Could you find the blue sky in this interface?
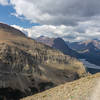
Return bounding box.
[0,4,39,28]
[0,0,100,41]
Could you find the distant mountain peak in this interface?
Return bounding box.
[39,35,46,38]
[54,37,64,41]
[54,37,66,43]
[36,36,79,57]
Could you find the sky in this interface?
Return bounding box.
[1,0,100,42]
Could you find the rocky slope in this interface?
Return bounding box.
[0,23,86,100]
[21,73,100,100]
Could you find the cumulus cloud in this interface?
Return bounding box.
[9,0,100,26]
[12,20,100,42]
[0,0,9,5]
[1,0,100,42]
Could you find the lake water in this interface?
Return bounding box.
[80,59,100,74]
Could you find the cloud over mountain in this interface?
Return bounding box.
[12,21,100,42]
[1,0,100,41]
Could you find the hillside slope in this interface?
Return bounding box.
[21,73,100,100]
[0,23,86,100]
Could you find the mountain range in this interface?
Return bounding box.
[36,36,79,57]
[36,36,100,75]
[36,36,100,67]
[0,23,86,100]
[68,39,100,66]
[1,23,100,100]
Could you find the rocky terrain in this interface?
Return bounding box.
[21,73,100,100]
[0,23,86,100]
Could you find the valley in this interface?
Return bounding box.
[80,59,100,74]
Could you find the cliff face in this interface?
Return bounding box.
[0,23,86,100]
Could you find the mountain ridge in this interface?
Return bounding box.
[36,36,79,57]
[0,23,26,37]
[0,23,86,100]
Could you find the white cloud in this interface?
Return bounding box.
[11,20,100,42]
[2,0,100,42]
[0,0,9,5]
[9,0,100,26]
